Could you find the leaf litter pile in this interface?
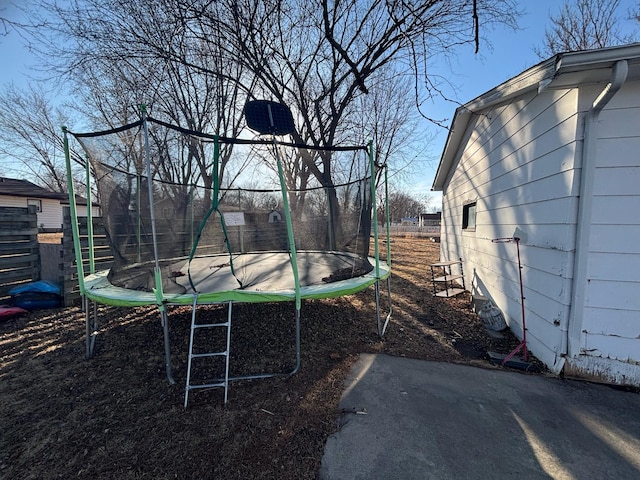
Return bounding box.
[0,237,545,479]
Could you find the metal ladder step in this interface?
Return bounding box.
[185,380,227,391]
[190,351,228,359]
[193,322,229,329]
[184,296,232,408]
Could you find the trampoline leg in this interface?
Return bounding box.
[85,297,98,359]
[85,297,91,359]
[161,309,176,385]
[376,277,393,338]
[223,301,233,404]
[292,307,301,375]
[384,276,393,334]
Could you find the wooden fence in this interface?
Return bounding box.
[0,205,113,306]
[0,206,40,303]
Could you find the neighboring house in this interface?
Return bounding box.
[0,177,100,231]
[432,44,640,386]
[419,212,441,227]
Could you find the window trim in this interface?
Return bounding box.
[27,198,42,213]
[462,201,477,231]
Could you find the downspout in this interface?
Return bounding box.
[561,60,629,364]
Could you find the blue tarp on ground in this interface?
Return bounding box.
[9,280,62,296]
[9,281,62,310]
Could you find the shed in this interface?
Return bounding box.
[419,212,441,227]
[432,43,640,387]
[0,177,100,231]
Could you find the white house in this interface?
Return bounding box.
[432,44,640,387]
[0,177,100,231]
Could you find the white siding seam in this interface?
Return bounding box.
[449,159,578,199]
[462,91,571,167]
[456,96,577,182]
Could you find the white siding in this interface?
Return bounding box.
[74,204,102,218]
[0,195,27,208]
[440,64,640,386]
[0,194,98,230]
[0,194,66,230]
[441,88,581,372]
[577,80,640,369]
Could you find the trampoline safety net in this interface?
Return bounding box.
[67,115,379,299]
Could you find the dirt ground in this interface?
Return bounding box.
[0,237,545,479]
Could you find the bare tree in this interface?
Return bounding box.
[32,0,518,159]
[30,0,252,193]
[0,1,33,38]
[381,190,428,224]
[535,0,638,58]
[354,69,434,187]
[0,84,85,192]
[20,0,518,244]
[204,0,517,244]
[629,3,640,23]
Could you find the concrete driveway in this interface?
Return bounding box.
[320,354,640,480]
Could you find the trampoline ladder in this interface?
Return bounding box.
[184,298,232,408]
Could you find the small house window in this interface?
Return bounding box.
[27,198,42,212]
[462,202,476,231]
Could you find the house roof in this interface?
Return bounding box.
[0,176,91,205]
[432,43,640,191]
[0,177,67,200]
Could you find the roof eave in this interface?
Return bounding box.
[431,58,557,191]
[431,43,640,192]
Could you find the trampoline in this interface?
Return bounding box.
[63,101,392,405]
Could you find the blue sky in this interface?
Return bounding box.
[0,1,564,94]
[1,0,638,207]
[1,2,35,86]
[408,2,557,203]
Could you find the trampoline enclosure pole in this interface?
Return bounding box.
[85,154,95,274]
[63,126,93,357]
[141,105,174,383]
[62,126,86,296]
[141,105,161,274]
[273,140,301,311]
[368,141,380,278]
[384,165,391,268]
[136,175,141,263]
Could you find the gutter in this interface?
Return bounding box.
[555,43,640,72]
[561,60,629,363]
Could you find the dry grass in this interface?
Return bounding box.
[0,237,543,479]
[37,233,63,244]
